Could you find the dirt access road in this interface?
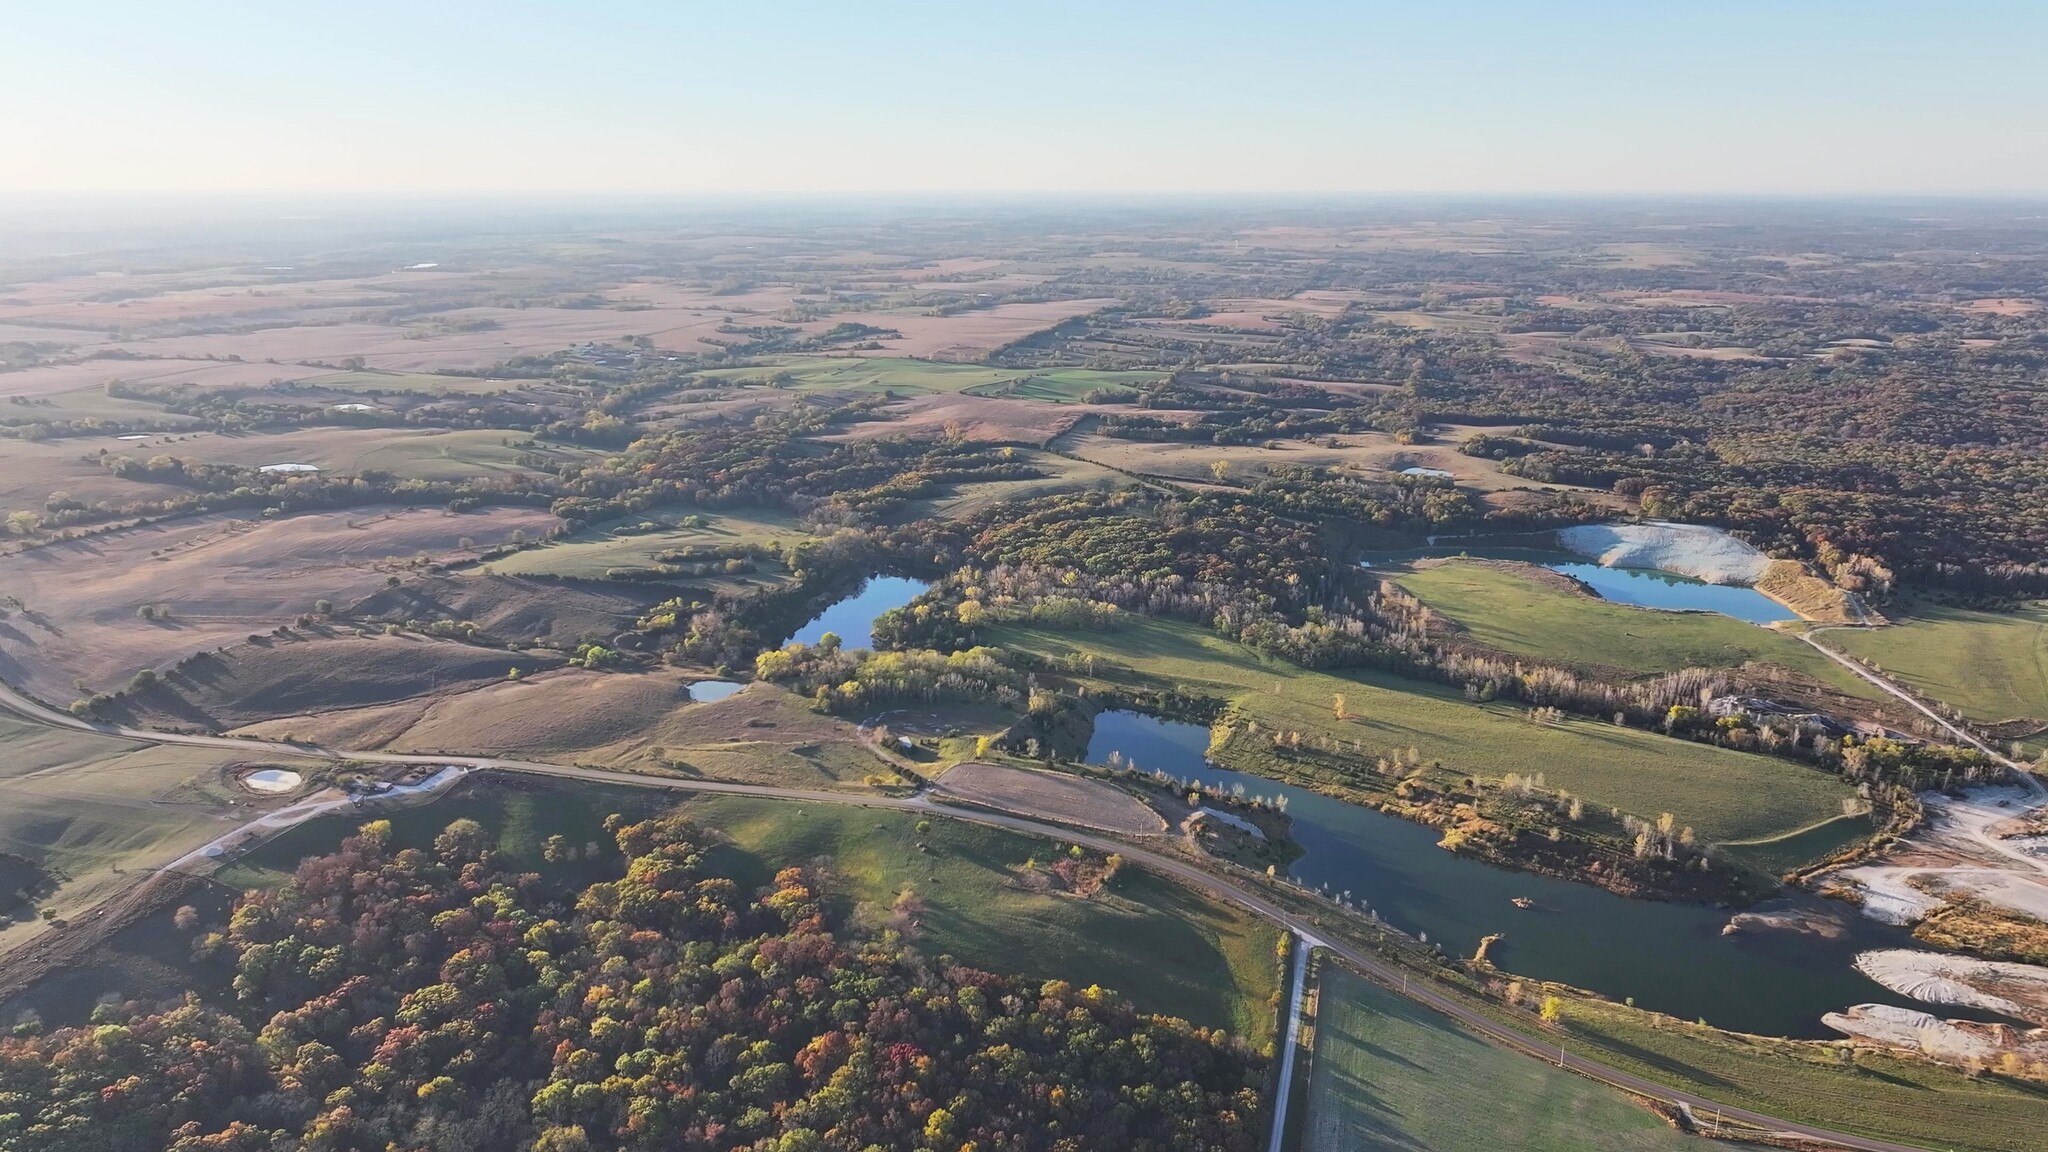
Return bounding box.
[0,673,1955,1152]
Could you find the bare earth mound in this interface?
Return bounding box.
[935,763,1166,836]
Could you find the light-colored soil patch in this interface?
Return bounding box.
[1833,785,2048,925]
[0,505,558,703]
[1559,521,1772,585]
[934,762,1165,836]
[1961,298,2041,316]
[1755,560,1865,624]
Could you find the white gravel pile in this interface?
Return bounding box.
[1822,1004,2028,1061]
[1854,948,2048,1024]
[1557,522,1771,585]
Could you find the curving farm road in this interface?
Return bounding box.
[0,673,1949,1152]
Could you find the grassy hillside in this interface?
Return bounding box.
[0,715,251,954]
[1391,560,1880,698]
[990,616,1857,845]
[1301,962,1699,1152]
[219,781,1282,1049]
[682,794,1283,1048]
[1828,600,2048,745]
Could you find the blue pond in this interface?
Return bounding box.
[1085,709,1940,1038]
[685,680,746,703]
[1549,562,1795,625]
[787,576,929,651]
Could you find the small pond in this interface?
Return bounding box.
[1086,709,1960,1038]
[686,680,746,703]
[243,768,303,793]
[1398,466,1454,478]
[786,575,929,651]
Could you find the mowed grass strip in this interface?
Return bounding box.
[1302,963,1699,1152]
[1828,599,2048,737]
[1390,560,1880,697]
[681,794,1283,1048]
[990,616,1857,845]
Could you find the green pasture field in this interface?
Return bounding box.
[1826,600,2048,746]
[989,616,1858,846]
[478,507,807,581]
[896,449,1135,520]
[1716,813,1875,877]
[343,429,602,482]
[0,715,249,954]
[1390,560,1882,698]
[1300,962,1700,1152]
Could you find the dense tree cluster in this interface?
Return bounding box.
[0,816,1263,1152]
[551,404,1042,525]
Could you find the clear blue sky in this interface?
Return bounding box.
[5,1,2044,196]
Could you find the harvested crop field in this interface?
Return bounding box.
[826,394,1092,446]
[934,762,1166,835]
[0,357,336,399]
[0,505,559,704]
[231,667,690,758]
[349,573,667,647]
[119,634,564,731]
[840,299,1116,360]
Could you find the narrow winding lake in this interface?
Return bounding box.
[1087,710,1944,1038]
[786,576,928,650]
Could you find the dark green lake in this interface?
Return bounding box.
[1087,709,1945,1038]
